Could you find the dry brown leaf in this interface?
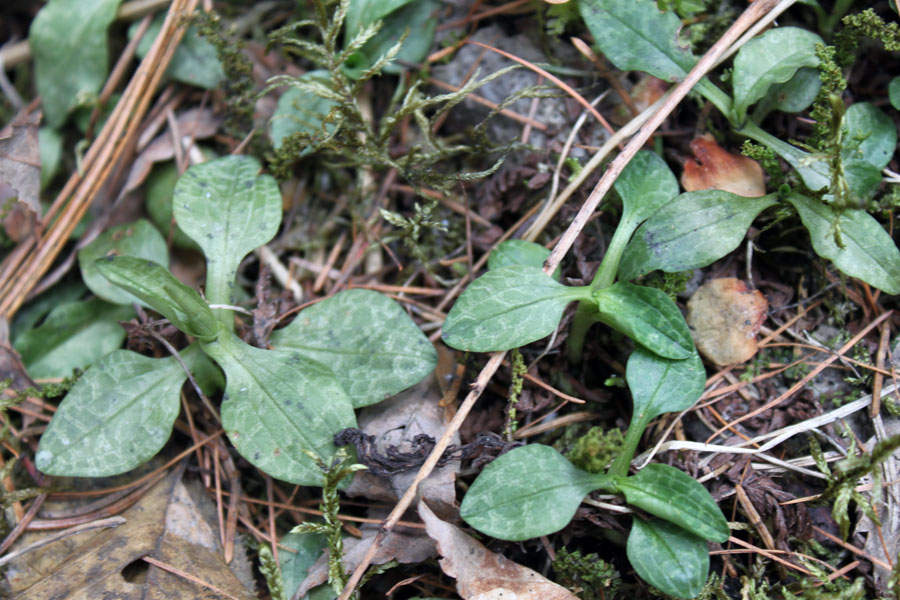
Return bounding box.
[343,374,460,517]
[612,75,668,125]
[123,108,221,193]
[687,277,768,366]
[681,133,766,197]
[0,111,41,242]
[5,469,254,599]
[419,500,578,600]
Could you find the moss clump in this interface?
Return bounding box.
[566,426,624,474]
[552,547,621,600]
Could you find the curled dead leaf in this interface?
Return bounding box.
[687,278,768,366]
[613,75,668,125]
[419,500,578,600]
[682,133,766,197]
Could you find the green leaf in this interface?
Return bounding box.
[786,193,900,295]
[29,0,122,128]
[131,13,224,89]
[488,240,560,280]
[615,464,728,542]
[615,150,680,225]
[78,219,169,306]
[270,289,437,408]
[146,161,200,250]
[750,67,821,122]
[10,280,86,343]
[841,102,896,200]
[627,345,706,425]
[173,156,281,311]
[732,27,822,123]
[345,0,439,77]
[591,283,693,359]
[95,256,219,341]
[268,71,339,150]
[619,191,778,281]
[579,0,696,81]
[202,329,357,486]
[280,532,336,600]
[890,77,900,111]
[39,127,63,190]
[627,518,709,600]
[14,299,133,379]
[460,445,608,541]
[35,349,187,476]
[345,0,418,39]
[442,266,588,352]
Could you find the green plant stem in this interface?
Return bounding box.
[695,78,736,123]
[567,302,598,363]
[608,412,652,478]
[737,120,830,189]
[205,265,234,331]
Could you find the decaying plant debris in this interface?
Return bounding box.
[1,0,900,598]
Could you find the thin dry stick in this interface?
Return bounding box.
[0,516,125,568]
[338,2,782,596]
[142,556,244,600]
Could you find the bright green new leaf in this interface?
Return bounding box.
[280,532,336,600]
[750,67,821,123]
[29,0,122,128]
[173,156,281,311]
[270,289,437,408]
[627,345,706,425]
[579,0,696,81]
[890,77,900,111]
[460,444,609,541]
[345,0,418,40]
[95,256,219,341]
[615,150,679,226]
[732,27,822,123]
[615,464,728,542]
[78,219,169,306]
[488,240,560,280]
[840,102,896,201]
[619,191,777,281]
[14,298,133,379]
[442,265,589,352]
[131,13,224,89]
[344,0,439,77]
[269,71,339,150]
[203,329,357,486]
[627,518,709,600]
[786,194,900,295]
[35,350,187,476]
[591,283,693,359]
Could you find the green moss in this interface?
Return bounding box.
[552,547,621,600]
[566,426,624,474]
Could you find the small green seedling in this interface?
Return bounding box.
[579,0,900,294]
[36,155,437,486]
[442,151,735,598]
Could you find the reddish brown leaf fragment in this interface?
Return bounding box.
[687,278,768,366]
[682,133,766,197]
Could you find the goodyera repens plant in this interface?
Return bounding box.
[440,5,900,596]
[35,155,437,487]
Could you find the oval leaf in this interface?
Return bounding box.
[203,330,357,486]
[627,518,709,600]
[488,239,560,280]
[270,289,437,407]
[732,27,822,122]
[268,71,339,151]
[787,193,900,295]
[442,265,586,352]
[619,191,777,281]
[460,444,608,541]
[750,67,821,122]
[627,345,706,425]
[616,464,728,542]
[579,0,695,81]
[615,150,679,225]
[29,0,121,128]
[841,102,897,200]
[78,219,169,305]
[173,156,281,308]
[36,350,186,476]
[591,282,693,359]
[132,13,224,89]
[96,256,219,341]
[14,298,134,379]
